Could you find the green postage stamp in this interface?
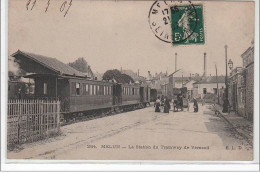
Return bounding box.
[170,4,205,45]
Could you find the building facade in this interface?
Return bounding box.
[193,76,226,100]
[241,43,254,121]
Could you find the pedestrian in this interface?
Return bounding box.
[193,98,199,112]
[160,95,165,112]
[177,95,183,111]
[164,97,170,113]
[173,99,177,112]
[154,96,161,112]
[187,99,190,112]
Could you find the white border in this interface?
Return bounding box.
[1,0,259,171]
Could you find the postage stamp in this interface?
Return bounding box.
[171,4,205,45]
[148,1,205,45]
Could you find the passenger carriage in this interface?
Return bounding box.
[11,50,151,121]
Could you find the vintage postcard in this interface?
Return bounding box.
[4,0,258,164]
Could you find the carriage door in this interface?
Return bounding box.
[113,84,122,105]
[140,87,144,102]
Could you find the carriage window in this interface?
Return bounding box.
[43,82,47,95]
[132,88,134,95]
[93,85,96,95]
[89,84,92,95]
[76,83,80,95]
[97,85,100,95]
[100,86,103,95]
[109,86,112,95]
[85,84,89,95]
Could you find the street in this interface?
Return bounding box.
[8,103,253,160]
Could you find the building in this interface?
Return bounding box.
[11,50,87,99]
[228,67,246,116]
[241,41,254,121]
[193,76,226,99]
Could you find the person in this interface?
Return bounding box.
[177,95,183,111]
[164,97,170,113]
[160,96,165,112]
[173,99,177,112]
[193,98,199,112]
[222,99,230,113]
[187,99,190,112]
[154,96,161,112]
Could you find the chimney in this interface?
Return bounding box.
[203,53,207,77]
[138,69,139,77]
[175,53,177,72]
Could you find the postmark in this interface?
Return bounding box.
[148,1,205,45]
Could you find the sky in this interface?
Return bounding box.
[8,0,255,77]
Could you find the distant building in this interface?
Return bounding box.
[193,76,226,99]
[94,72,103,81]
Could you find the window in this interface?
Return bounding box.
[93,85,96,95]
[97,85,100,95]
[132,88,134,95]
[85,84,89,95]
[101,85,104,95]
[110,86,112,95]
[90,84,92,95]
[44,82,47,95]
[76,83,80,95]
[203,88,207,94]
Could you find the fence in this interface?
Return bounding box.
[7,99,60,148]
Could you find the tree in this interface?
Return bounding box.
[102,69,134,84]
[68,57,89,73]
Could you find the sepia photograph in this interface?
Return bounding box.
[2,0,258,166]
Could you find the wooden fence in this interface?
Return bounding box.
[7,99,60,148]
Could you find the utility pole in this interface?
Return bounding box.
[223,45,229,113]
[215,64,219,104]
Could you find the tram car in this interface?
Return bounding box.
[24,73,151,121]
[11,50,151,122]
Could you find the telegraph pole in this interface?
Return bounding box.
[223,45,229,113]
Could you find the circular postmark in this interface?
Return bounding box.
[148,1,199,44]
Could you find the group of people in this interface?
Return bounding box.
[154,96,171,113]
[154,95,199,113]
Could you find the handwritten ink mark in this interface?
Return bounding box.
[64,0,72,17]
[60,1,67,12]
[45,0,50,12]
[26,0,37,11]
